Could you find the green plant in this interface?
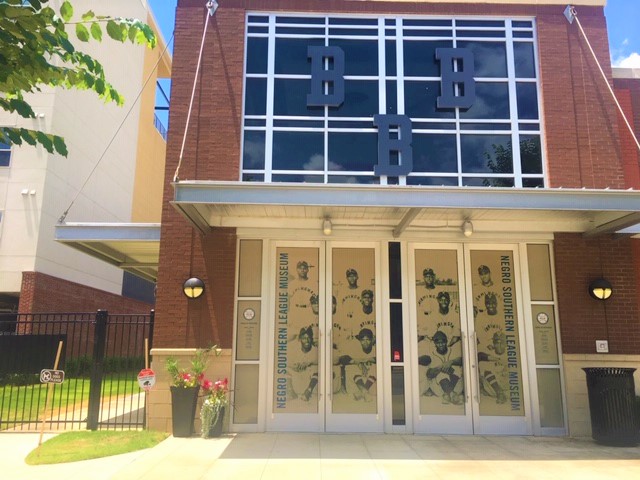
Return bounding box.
[166,346,219,388]
[0,373,39,386]
[63,355,145,377]
[0,0,156,156]
[200,378,229,438]
[64,356,92,376]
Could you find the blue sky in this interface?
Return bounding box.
[604,0,640,67]
[148,0,177,52]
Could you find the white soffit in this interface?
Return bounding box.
[171,181,640,238]
[55,223,161,282]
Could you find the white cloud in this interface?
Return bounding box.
[612,52,640,68]
[623,38,629,46]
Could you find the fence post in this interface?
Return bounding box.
[87,310,108,430]
[143,309,155,430]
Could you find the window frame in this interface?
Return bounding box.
[0,141,11,168]
[241,13,545,188]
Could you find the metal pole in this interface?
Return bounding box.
[87,310,108,430]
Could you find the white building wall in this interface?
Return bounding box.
[0,0,154,296]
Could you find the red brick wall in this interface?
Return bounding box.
[152,1,243,349]
[538,10,625,188]
[613,79,640,189]
[613,77,640,318]
[613,88,640,188]
[554,234,640,354]
[18,272,152,314]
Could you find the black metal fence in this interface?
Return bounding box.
[0,310,154,432]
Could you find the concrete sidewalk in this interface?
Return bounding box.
[3,432,640,480]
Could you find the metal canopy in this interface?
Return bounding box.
[55,183,640,281]
[55,223,161,282]
[172,181,640,237]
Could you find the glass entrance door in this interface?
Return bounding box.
[326,245,382,432]
[268,243,382,432]
[410,244,531,435]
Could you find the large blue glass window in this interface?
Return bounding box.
[242,14,544,187]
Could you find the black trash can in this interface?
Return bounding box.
[583,367,639,446]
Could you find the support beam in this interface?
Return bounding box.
[583,212,640,237]
[393,208,422,238]
[171,203,211,235]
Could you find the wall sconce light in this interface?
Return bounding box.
[462,220,473,237]
[323,218,332,236]
[183,277,205,299]
[588,278,612,300]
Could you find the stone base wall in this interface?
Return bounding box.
[148,350,640,436]
[563,354,640,437]
[148,348,233,435]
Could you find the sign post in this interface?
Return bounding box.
[38,341,64,447]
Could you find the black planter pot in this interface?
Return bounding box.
[207,406,225,437]
[170,386,200,437]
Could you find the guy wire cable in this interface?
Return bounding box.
[173,0,218,183]
[566,5,640,154]
[58,29,175,224]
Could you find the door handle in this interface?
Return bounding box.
[461,330,470,402]
[472,331,480,404]
[328,328,332,400]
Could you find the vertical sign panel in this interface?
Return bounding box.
[532,305,558,365]
[527,244,553,302]
[238,240,263,297]
[236,300,261,361]
[331,248,377,414]
[273,247,320,414]
[470,251,525,417]
[414,249,465,415]
[234,364,260,424]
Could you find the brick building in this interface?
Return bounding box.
[141,0,640,436]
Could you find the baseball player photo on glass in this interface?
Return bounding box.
[273,247,320,414]
[414,249,465,416]
[331,248,377,415]
[470,251,525,417]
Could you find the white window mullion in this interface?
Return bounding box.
[265,15,276,182]
[394,19,406,187]
[506,20,522,187]
[453,19,464,186]
[379,18,389,186]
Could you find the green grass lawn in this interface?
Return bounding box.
[1,375,140,429]
[25,430,169,465]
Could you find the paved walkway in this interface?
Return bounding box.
[3,432,640,479]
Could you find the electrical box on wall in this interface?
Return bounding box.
[596,340,609,353]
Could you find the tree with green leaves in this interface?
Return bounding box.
[484,136,542,187]
[0,0,156,156]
